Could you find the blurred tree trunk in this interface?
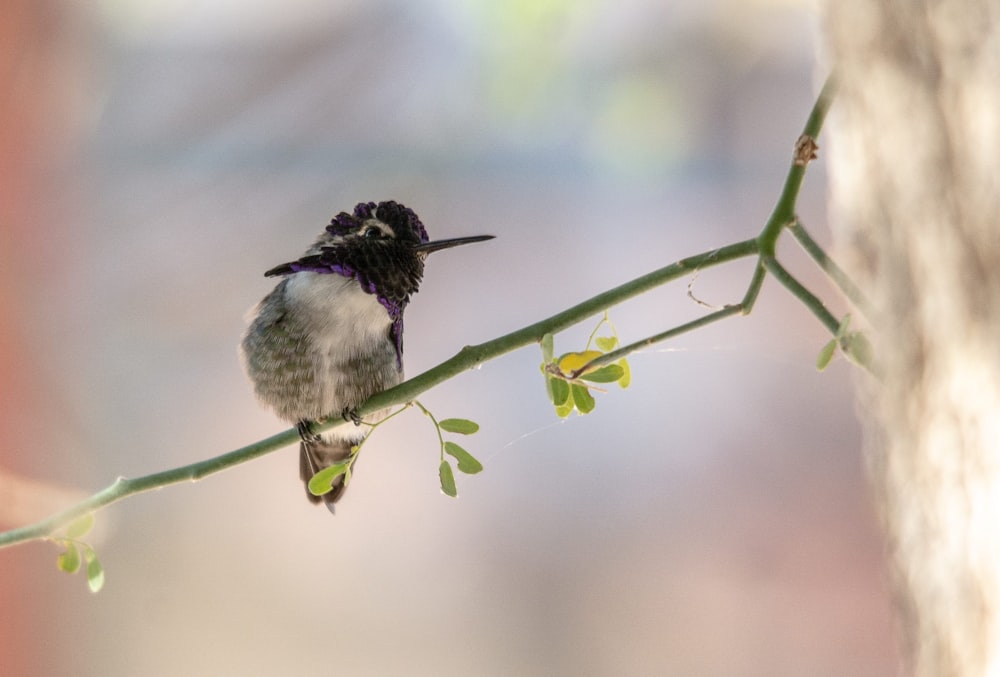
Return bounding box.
[825,1,1000,675]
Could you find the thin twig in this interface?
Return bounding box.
[568,305,744,377]
[762,257,840,335]
[788,218,874,320]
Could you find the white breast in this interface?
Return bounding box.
[283,271,393,421]
[284,271,390,344]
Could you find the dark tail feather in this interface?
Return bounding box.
[299,437,356,514]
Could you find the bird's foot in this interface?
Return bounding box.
[297,420,324,444]
[341,406,362,427]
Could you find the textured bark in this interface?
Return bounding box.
[825,1,1000,675]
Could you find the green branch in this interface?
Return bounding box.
[571,73,842,378]
[757,73,839,256]
[0,236,760,550]
[0,429,295,548]
[0,72,853,552]
[762,257,840,335]
[760,256,874,375]
[787,218,874,319]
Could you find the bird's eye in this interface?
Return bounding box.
[363,227,383,239]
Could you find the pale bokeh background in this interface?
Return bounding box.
[1,1,898,675]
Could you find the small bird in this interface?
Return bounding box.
[240,200,493,512]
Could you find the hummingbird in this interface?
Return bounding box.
[240,200,493,512]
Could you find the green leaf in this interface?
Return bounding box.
[307,462,349,496]
[616,359,631,388]
[547,376,570,407]
[57,542,80,574]
[844,332,873,368]
[554,379,575,417]
[65,513,95,540]
[571,384,596,414]
[439,460,457,497]
[540,333,555,363]
[579,364,625,383]
[816,339,837,371]
[595,335,618,351]
[84,549,105,593]
[836,314,852,337]
[439,418,480,435]
[444,441,484,474]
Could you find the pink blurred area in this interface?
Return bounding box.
[0,2,899,675]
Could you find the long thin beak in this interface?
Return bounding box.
[413,234,495,254]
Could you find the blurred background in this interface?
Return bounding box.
[1,1,899,675]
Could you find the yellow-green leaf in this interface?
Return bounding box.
[555,386,575,417]
[558,350,603,375]
[307,462,349,496]
[439,460,457,497]
[66,513,95,540]
[439,418,480,435]
[595,335,618,351]
[844,332,873,368]
[85,550,105,593]
[540,333,555,363]
[816,339,837,371]
[57,542,80,574]
[616,359,631,388]
[836,314,852,337]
